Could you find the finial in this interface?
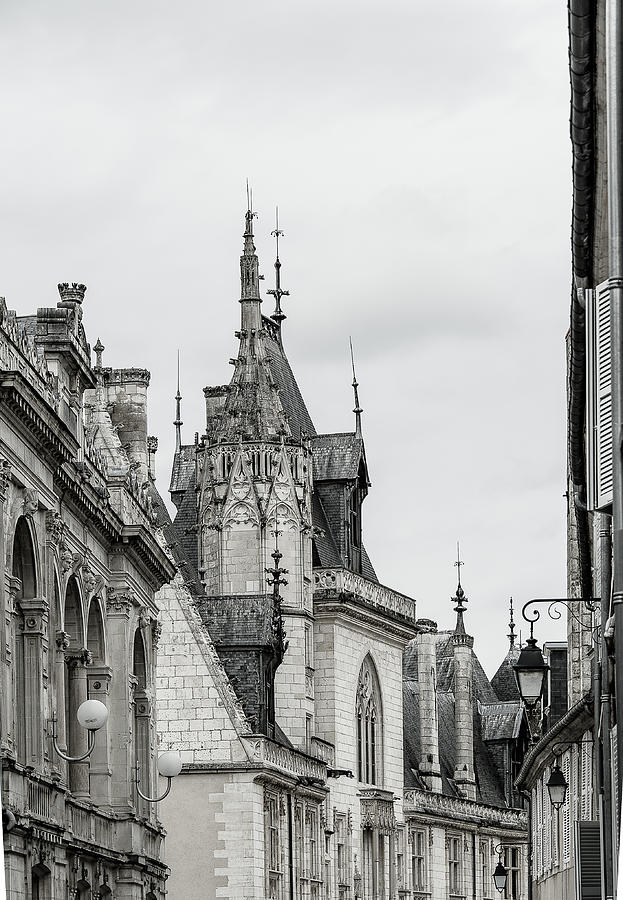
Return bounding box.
[174,351,183,453]
[267,206,290,326]
[93,338,104,368]
[508,596,516,649]
[452,543,468,634]
[57,282,87,306]
[349,337,363,438]
[243,181,258,255]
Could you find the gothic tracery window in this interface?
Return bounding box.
[356,656,382,785]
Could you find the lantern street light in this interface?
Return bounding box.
[492,845,508,894]
[51,699,109,761]
[513,598,599,707]
[135,750,183,803]
[546,764,568,809]
[513,635,549,707]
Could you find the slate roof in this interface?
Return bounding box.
[480,701,524,741]
[311,433,365,481]
[197,593,275,647]
[311,493,343,568]
[491,647,521,702]
[169,444,196,497]
[403,682,507,806]
[145,481,203,601]
[435,633,499,704]
[262,318,316,440]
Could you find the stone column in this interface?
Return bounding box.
[134,691,152,821]
[20,598,49,769]
[415,622,442,793]
[105,587,134,813]
[66,652,90,798]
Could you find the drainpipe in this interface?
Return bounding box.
[607,0,623,824]
[600,517,614,899]
[288,793,295,900]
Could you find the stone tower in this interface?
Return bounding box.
[451,578,476,800]
[193,208,315,741]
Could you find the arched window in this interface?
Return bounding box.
[86,599,105,665]
[356,656,383,785]
[12,517,37,763]
[63,577,89,796]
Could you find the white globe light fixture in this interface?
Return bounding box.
[136,750,183,803]
[51,700,109,762]
[76,699,109,731]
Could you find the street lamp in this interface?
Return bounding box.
[492,845,508,894]
[135,750,182,803]
[546,763,568,809]
[513,635,549,706]
[513,597,599,707]
[51,699,109,761]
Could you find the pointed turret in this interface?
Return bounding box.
[240,202,262,332]
[491,597,521,701]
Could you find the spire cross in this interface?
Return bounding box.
[267,205,290,324]
[454,542,464,586]
[349,337,363,438]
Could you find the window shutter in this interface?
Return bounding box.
[574,821,601,898]
[544,776,552,870]
[586,280,613,510]
[580,742,593,820]
[563,752,572,864]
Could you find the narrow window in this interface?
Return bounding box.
[355,656,383,786]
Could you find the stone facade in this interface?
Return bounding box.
[155,209,528,899]
[0,285,175,898]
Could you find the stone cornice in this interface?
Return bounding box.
[117,525,176,591]
[0,373,78,466]
[314,594,419,644]
[403,790,528,832]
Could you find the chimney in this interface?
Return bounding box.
[415,619,442,793]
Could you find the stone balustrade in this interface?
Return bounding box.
[244,735,327,783]
[313,568,417,624]
[403,790,529,830]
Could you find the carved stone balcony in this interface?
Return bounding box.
[403,789,529,830]
[313,568,417,625]
[244,735,327,784]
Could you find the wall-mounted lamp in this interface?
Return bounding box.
[135,751,182,803]
[513,598,599,706]
[51,699,109,762]
[492,845,508,894]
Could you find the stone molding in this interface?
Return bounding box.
[313,568,417,624]
[403,789,528,830]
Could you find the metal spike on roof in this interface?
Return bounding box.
[508,596,516,648]
[349,337,363,438]
[174,350,183,453]
[267,205,290,329]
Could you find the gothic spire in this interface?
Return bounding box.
[349,337,363,438]
[240,185,262,332]
[174,351,183,453]
[507,596,516,649]
[267,206,289,329]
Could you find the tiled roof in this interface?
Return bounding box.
[311,433,364,481]
[146,482,203,601]
[263,320,316,440]
[491,648,521,702]
[311,493,343,567]
[169,444,195,496]
[403,681,507,806]
[197,593,274,647]
[435,635,499,704]
[480,701,524,741]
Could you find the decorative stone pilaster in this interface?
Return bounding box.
[19,597,49,768]
[87,666,113,810]
[65,651,91,798]
[415,622,442,793]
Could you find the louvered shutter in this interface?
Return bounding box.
[574,821,601,898]
[580,742,593,820]
[586,280,613,510]
[544,775,552,871]
[563,752,572,864]
[552,788,560,867]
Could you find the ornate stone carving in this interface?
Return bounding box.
[45,511,65,545]
[23,488,39,517]
[81,565,97,595]
[66,649,93,668]
[106,588,136,614]
[55,631,71,650]
[151,620,163,647]
[0,458,12,499]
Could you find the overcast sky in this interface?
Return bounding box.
[0,0,571,676]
